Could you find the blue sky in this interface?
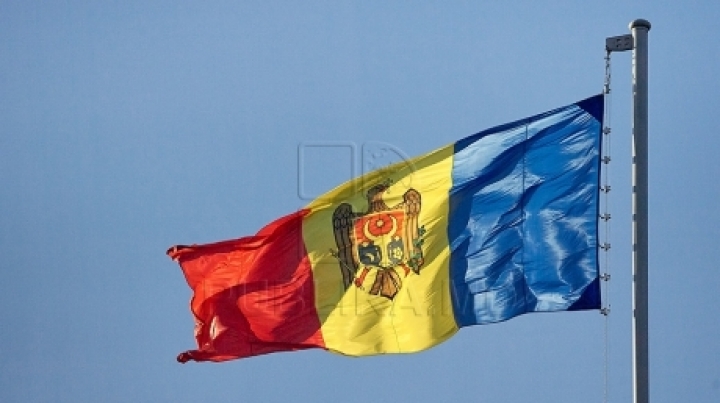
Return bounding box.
[2,1,719,402]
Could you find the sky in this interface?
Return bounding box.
[2,1,719,402]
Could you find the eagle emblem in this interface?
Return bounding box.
[331,182,425,300]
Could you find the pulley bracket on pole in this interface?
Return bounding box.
[606,34,634,52]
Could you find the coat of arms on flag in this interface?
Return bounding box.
[331,181,426,300]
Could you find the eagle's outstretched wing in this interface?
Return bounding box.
[399,189,423,273]
[332,203,359,288]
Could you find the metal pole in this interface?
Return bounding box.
[630,18,651,403]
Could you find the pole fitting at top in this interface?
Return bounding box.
[629,19,651,31]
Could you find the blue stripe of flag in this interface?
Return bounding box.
[448,95,604,327]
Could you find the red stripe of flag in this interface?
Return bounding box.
[167,210,325,362]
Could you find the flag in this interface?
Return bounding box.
[167,94,603,362]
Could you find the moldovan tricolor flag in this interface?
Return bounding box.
[167,94,603,363]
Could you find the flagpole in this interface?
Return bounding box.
[630,18,651,403]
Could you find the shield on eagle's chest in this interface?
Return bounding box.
[352,210,406,269]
